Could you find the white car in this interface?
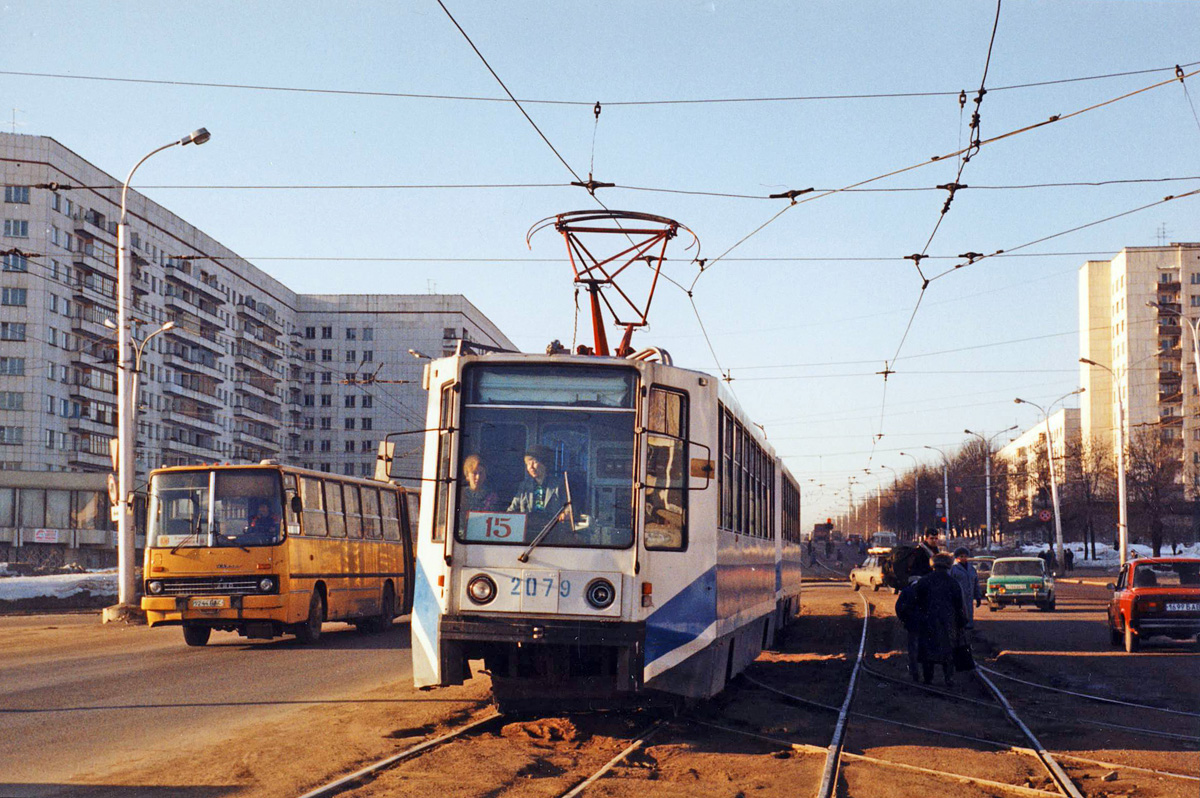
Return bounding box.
[850,555,885,591]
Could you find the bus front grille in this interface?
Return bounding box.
[158,577,261,596]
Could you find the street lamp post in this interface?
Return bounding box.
[899,451,920,539]
[964,425,1017,550]
[881,465,898,534]
[1080,357,1129,566]
[106,129,210,623]
[1015,389,1085,572]
[923,445,951,539]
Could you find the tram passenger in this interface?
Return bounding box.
[915,553,966,686]
[460,454,500,514]
[508,444,568,532]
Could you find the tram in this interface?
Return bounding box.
[411,348,803,710]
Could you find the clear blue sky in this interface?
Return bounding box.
[4,1,1199,527]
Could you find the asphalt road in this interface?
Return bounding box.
[0,615,414,795]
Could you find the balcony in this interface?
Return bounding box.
[70,379,115,404]
[72,210,116,243]
[233,403,283,426]
[1155,302,1183,317]
[71,308,114,341]
[236,300,284,333]
[68,447,112,470]
[163,380,222,408]
[167,411,223,436]
[165,294,222,325]
[164,323,222,353]
[1159,390,1183,404]
[164,349,224,380]
[164,262,226,303]
[233,376,278,401]
[69,414,116,436]
[1156,279,1182,291]
[71,351,117,377]
[72,278,118,311]
[162,436,221,459]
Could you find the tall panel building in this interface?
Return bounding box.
[1078,243,1200,497]
[0,132,513,564]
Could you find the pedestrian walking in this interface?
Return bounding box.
[915,553,966,686]
[949,547,981,630]
[894,580,921,682]
[1063,547,1074,572]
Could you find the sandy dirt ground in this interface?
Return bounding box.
[54,578,1200,798]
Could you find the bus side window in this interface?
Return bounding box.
[344,485,362,538]
[326,482,346,538]
[300,476,327,537]
[381,491,401,541]
[362,488,382,539]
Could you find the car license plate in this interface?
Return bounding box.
[1165,602,1200,612]
[190,597,229,609]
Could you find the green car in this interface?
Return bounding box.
[986,557,1056,612]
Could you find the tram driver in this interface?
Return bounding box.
[508,444,570,535]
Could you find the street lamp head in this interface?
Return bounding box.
[103,318,117,330]
[409,349,430,360]
[964,428,973,435]
[161,321,176,332]
[181,128,211,146]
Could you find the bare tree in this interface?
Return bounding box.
[1125,425,1182,556]
[1062,435,1115,561]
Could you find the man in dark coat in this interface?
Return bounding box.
[915,553,966,685]
[894,580,922,682]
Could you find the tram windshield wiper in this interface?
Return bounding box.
[517,474,575,564]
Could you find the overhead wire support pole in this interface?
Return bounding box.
[1080,357,1128,567]
[1015,389,1085,571]
[964,425,1018,548]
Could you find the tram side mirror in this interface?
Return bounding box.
[290,495,303,515]
[1105,583,1115,590]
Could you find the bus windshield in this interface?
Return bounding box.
[454,364,636,549]
[149,469,284,548]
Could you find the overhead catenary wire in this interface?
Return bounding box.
[2,59,1196,106]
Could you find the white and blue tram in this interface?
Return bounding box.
[412,349,803,710]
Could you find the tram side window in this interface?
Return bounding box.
[380,491,401,541]
[362,487,382,539]
[300,476,327,536]
[644,387,688,550]
[344,484,362,538]
[432,385,454,542]
[326,482,346,538]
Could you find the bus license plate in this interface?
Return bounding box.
[190,597,229,609]
[1166,602,1200,612]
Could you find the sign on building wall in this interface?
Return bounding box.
[32,529,60,543]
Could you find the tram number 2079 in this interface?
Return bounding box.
[510,576,571,598]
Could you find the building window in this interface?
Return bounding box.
[3,220,29,238]
[346,350,356,363]
[0,358,25,376]
[3,186,30,204]
[320,440,331,452]
[362,350,373,362]
[361,440,373,453]
[321,349,332,362]
[361,417,373,431]
[344,395,357,408]
[305,326,316,339]
[1,253,28,271]
[320,394,332,407]
[304,349,315,362]
[344,440,356,453]
[0,391,23,410]
[303,394,315,407]
[320,417,332,430]
[321,326,332,339]
[0,322,27,341]
[321,373,332,385]
[1191,295,1200,308]
[1,288,27,306]
[345,327,357,341]
[361,395,373,409]
[362,327,373,341]
[344,418,356,430]
[0,426,23,445]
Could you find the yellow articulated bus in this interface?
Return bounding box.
[140,461,413,646]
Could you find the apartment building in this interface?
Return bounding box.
[997,408,1080,521]
[0,132,514,565]
[1078,243,1200,497]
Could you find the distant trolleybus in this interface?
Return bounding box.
[141,462,413,646]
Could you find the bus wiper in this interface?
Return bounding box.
[518,475,574,564]
[171,518,203,555]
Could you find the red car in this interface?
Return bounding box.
[1107,557,1200,652]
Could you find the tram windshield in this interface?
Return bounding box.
[148,469,284,548]
[455,364,636,548]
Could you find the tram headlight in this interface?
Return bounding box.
[585,578,616,610]
[258,577,276,593]
[466,574,497,605]
[147,580,164,595]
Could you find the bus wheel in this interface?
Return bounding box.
[295,590,325,644]
[182,625,211,647]
[373,583,396,633]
